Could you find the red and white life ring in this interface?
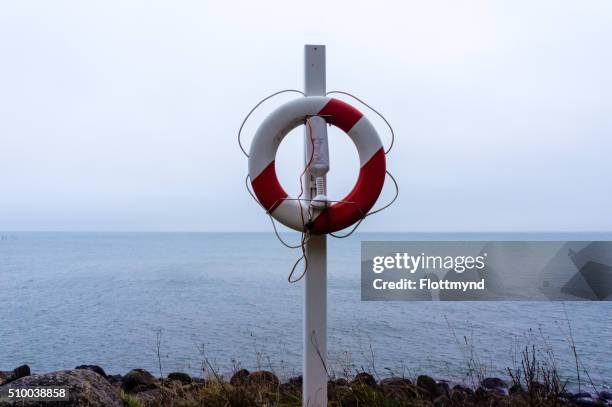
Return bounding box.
[248,96,386,234]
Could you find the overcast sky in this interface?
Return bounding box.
[1,1,611,232]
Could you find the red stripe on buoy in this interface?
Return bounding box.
[251,160,287,213]
[317,98,363,132]
[310,147,386,234]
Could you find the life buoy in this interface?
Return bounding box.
[248,96,386,234]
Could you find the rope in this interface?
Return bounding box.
[240,89,399,281]
[329,170,399,238]
[244,174,307,249]
[365,170,399,216]
[238,89,304,158]
[326,90,395,155]
[287,118,315,283]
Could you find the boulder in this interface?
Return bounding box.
[0,364,30,385]
[508,383,524,396]
[106,374,123,385]
[122,369,159,393]
[352,372,376,387]
[248,370,279,387]
[450,389,469,404]
[167,372,192,384]
[12,365,30,380]
[330,378,347,386]
[600,391,612,401]
[453,384,474,395]
[481,377,507,389]
[0,369,121,407]
[288,375,303,386]
[75,364,106,377]
[417,375,438,396]
[575,397,600,407]
[380,377,412,387]
[280,375,302,393]
[229,368,250,386]
[379,377,416,400]
[599,396,612,406]
[436,380,450,395]
[487,387,507,396]
[192,377,206,384]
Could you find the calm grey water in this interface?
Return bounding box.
[0,232,610,388]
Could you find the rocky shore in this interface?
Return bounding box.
[1,364,610,406]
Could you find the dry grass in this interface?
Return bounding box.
[122,362,592,407]
[126,314,605,406]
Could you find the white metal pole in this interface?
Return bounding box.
[303,44,327,407]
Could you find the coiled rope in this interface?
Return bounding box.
[239,90,399,282]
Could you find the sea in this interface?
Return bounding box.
[0,232,610,389]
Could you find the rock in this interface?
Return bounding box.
[450,389,468,403]
[453,384,474,395]
[285,375,302,390]
[12,365,30,380]
[600,391,612,401]
[106,374,123,385]
[75,364,106,377]
[229,369,250,386]
[329,377,347,386]
[380,377,416,400]
[575,392,593,399]
[248,370,279,387]
[417,375,438,396]
[575,397,600,407]
[490,387,506,396]
[598,397,612,407]
[481,377,507,389]
[0,364,30,385]
[436,381,450,395]
[122,369,159,393]
[167,372,191,384]
[280,375,302,392]
[288,375,303,386]
[352,372,376,387]
[600,399,612,407]
[380,377,412,387]
[0,369,121,407]
[509,383,524,395]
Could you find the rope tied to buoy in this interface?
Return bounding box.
[239,90,399,282]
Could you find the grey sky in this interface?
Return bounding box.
[1,1,611,232]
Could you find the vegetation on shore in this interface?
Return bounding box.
[2,343,610,407]
[109,340,609,407]
[1,314,608,406]
[111,363,609,407]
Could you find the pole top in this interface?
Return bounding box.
[304,45,326,97]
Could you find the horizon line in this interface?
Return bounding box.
[2,230,612,234]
